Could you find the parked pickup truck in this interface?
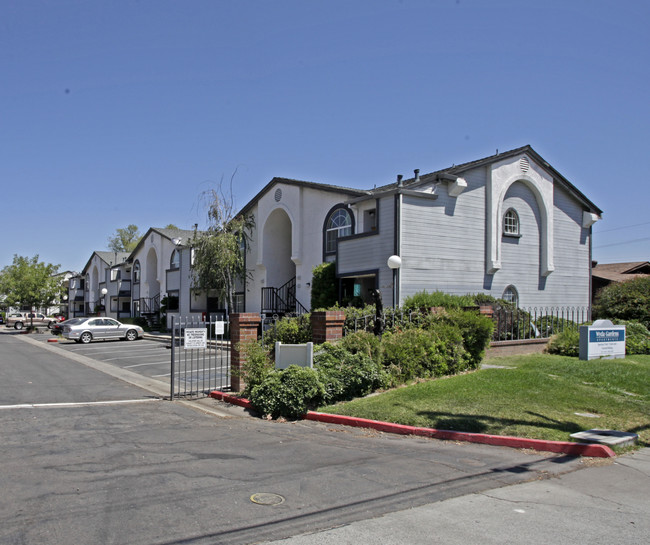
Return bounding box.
[6,312,57,330]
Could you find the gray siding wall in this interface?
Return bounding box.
[337,196,396,303]
[400,168,487,299]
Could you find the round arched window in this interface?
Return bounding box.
[133,261,141,283]
[503,208,520,235]
[324,207,353,254]
[170,249,180,269]
[502,285,519,306]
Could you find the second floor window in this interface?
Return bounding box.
[170,250,180,270]
[325,207,353,254]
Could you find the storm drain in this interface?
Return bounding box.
[250,493,285,506]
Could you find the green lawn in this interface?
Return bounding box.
[318,354,650,446]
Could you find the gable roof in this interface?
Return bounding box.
[375,145,602,215]
[81,251,130,274]
[129,226,204,258]
[238,177,370,217]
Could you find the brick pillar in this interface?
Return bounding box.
[229,313,261,393]
[311,310,346,344]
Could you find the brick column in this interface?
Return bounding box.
[311,311,346,344]
[229,313,261,393]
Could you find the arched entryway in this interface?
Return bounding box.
[261,208,300,314]
[143,247,160,314]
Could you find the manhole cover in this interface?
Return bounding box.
[250,493,285,506]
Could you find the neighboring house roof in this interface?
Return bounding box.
[81,251,130,275]
[592,261,650,283]
[129,227,203,259]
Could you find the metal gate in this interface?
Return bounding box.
[170,316,231,399]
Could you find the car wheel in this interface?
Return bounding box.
[125,329,138,341]
[14,322,24,330]
[80,332,93,344]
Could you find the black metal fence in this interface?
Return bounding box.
[170,316,231,399]
[347,305,591,342]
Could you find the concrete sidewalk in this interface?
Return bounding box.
[260,447,649,544]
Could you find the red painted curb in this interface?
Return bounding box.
[209,391,616,458]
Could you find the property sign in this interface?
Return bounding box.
[214,321,225,335]
[579,320,625,360]
[184,328,207,349]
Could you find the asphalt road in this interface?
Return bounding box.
[1,330,646,545]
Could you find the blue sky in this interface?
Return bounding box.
[2,0,649,273]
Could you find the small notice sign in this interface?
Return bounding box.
[184,328,207,349]
[214,321,225,335]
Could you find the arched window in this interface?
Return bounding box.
[324,206,353,255]
[502,285,519,306]
[503,208,520,236]
[170,249,180,270]
[133,261,141,283]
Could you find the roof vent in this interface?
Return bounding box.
[414,169,420,183]
[520,157,530,173]
[397,174,403,187]
[274,188,282,202]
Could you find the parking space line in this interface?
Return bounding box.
[124,361,170,368]
[0,399,161,410]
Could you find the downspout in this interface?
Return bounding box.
[394,174,403,307]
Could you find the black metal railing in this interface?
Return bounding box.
[261,277,308,316]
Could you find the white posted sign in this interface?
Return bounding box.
[184,328,207,349]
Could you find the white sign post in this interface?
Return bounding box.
[184,328,207,350]
[579,320,626,360]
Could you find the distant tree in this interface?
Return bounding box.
[164,224,179,230]
[192,172,254,311]
[107,224,141,252]
[593,277,650,328]
[0,255,60,327]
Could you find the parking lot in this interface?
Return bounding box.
[9,329,231,395]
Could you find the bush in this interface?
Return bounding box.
[593,277,650,329]
[546,328,580,357]
[433,309,494,368]
[338,330,382,364]
[249,365,325,419]
[262,314,312,349]
[311,262,338,310]
[315,343,388,404]
[381,329,452,384]
[239,341,275,397]
[402,290,476,310]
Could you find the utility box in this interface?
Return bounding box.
[275,342,314,369]
[579,320,626,360]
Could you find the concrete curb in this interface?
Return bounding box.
[209,391,616,458]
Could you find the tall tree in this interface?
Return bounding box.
[0,255,60,326]
[107,224,141,252]
[192,172,254,311]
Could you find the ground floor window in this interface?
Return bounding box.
[502,285,519,306]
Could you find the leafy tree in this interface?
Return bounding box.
[107,224,141,252]
[593,277,650,329]
[192,173,254,311]
[0,255,60,326]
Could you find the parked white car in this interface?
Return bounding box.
[62,317,144,344]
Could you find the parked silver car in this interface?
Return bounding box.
[62,317,144,344]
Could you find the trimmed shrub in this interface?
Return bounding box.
[239,341,275,397]
[315,343,388,404]
[402,290,476,311]
[311,262,338,310]
[249,365,325,419]
[381,329,451,384]
[338,330,382,364]
[262,314,312,349]
[436,309,494,368]
[546,328,580,357]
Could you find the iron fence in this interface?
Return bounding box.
[347,305,591,342]
[170,315,231,399]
